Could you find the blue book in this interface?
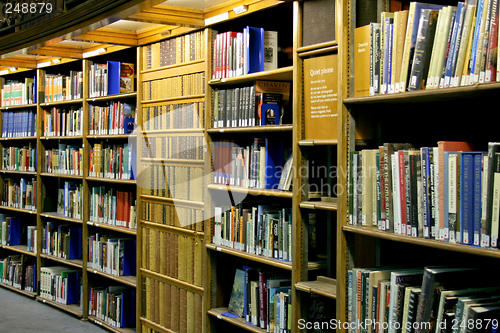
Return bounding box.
[443,3,464,87]
[106,61,121,95]
[472,153,485,247]
[264,138,284,190]
[120,289,136,327]
[469,0,485,83]
[8,218,22,246]
[460,153,474,245]
[68,227,82,259]
[120,238,136,276]
[421,147,432,238]
[246,26,265,74]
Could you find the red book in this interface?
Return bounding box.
[398,151,407,235]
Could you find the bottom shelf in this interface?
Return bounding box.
[88,315,136,333]
[295,276,337,299]
[36,296,83,317]
[208,307,266,333]
[0,282,37,298]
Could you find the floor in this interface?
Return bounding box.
[0,286,108,332]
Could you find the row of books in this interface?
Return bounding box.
[141,102,205,131]
[141,164,204,202]
[43,144,83,176]
[89,142,135,180]
[142,276,203,332]
[88,61,135,98]
[142,30,205,70]
[87,233,136,277]
[43,106,83,137]
[212,28,278,80]
[43,71,83,103]
[213,205,292,262]
[89,102,135,135]
[349,142,500,248]
[213,80,291,129]
[1,177,37,211]
[1,77,36,106]
[2,145,37,172]
[142,228,203,287]
[39,266,80,305]
[142,135,204,161]
[42,222,82,260]
[1,110,37,138]
[88,285,135,328]
[348,266,500,333]
[212,138,292,190]
[355,1,500,96]
[0,255,36,292]
[141,201,204,232]
[141,72,205,101]
[56,181,83,219]
[0,215,22,246]
[227,267,291,332]
[89,186,137,229]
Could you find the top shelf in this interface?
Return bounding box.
[208,66,293,86]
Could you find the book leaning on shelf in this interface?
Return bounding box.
[213,204,292,262]
[43,106,83,137]
[1,177,37,211]
[1,110,37,138]
[89,186,137,228]
[1,77,36,106]
[212,27,278,79]
[87,233,136,277]
[89,285,136,328]
[2,144,37,172]
[43,143,83,176]
[212,138,290,190]
[39,266,81,305]
[348,141,500,249]
[354,0,500,96]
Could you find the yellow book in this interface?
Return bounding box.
[354,24,371,97]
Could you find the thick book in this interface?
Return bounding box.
[246,26,265,74]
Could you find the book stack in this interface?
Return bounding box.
[89,142,135,180]
[44,71,83,102]
[88,286,135,328]
[2,144,37,172]
[348,266,500,332]
[89,102,135,135]
[89,186,137,228]
[226,268,292,331]
[88,61,135,98]
[87,233,136,276]
[1,177,37,211]
[1,110,37,138]
[142,30,205,70]
[56,181,83,219]
[141,72,205,101]
[43,143,83,176]
[349,141,500,248]
[213,205,292,262]
[42,222,82,259]
[212,138,291,190]
[1,77,36,106]
[43,106,83,137]
[355,1,500,96]
[39,266,81,305]
[141,102,205,131]
[211,27,278,79]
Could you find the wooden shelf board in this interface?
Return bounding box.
[140,194,204,208]
[40,99,84,107]
[0,169,37,176]
[39,172,83,179]
[141,128,204,135]
[40,212,83,224]
[299,139,338,146]
[295,276,337,299]
[0,205,37,215]
[86,134,133,140]
[299,200,337,211]
[87,92,137,102]
[0,282,37,297]
[208,66,293,86]
[0,103,37,110]
[344,81,500,106]
[87,221,137,235]
[343,225,500,259]
[208,307,266,333]
[40,135,84,140]
[206,243,293,270]
[36,296,83,317]
[88,315,136,333]
[87,268,137,287]
[140,59,205,75]
[40,254,84,268]
[207,184,293,198]
[207,125,293,134]
[0,136,37,141]
[1,244,37,257]
[140,94,205,104]
[141,220,203,239]
[86,176,136,185]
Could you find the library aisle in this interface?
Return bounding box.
[0,287,106,332]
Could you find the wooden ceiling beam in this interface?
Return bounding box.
[73,29,139,46]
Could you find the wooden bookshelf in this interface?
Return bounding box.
[207,307,266,333]
[295,276,337,299]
